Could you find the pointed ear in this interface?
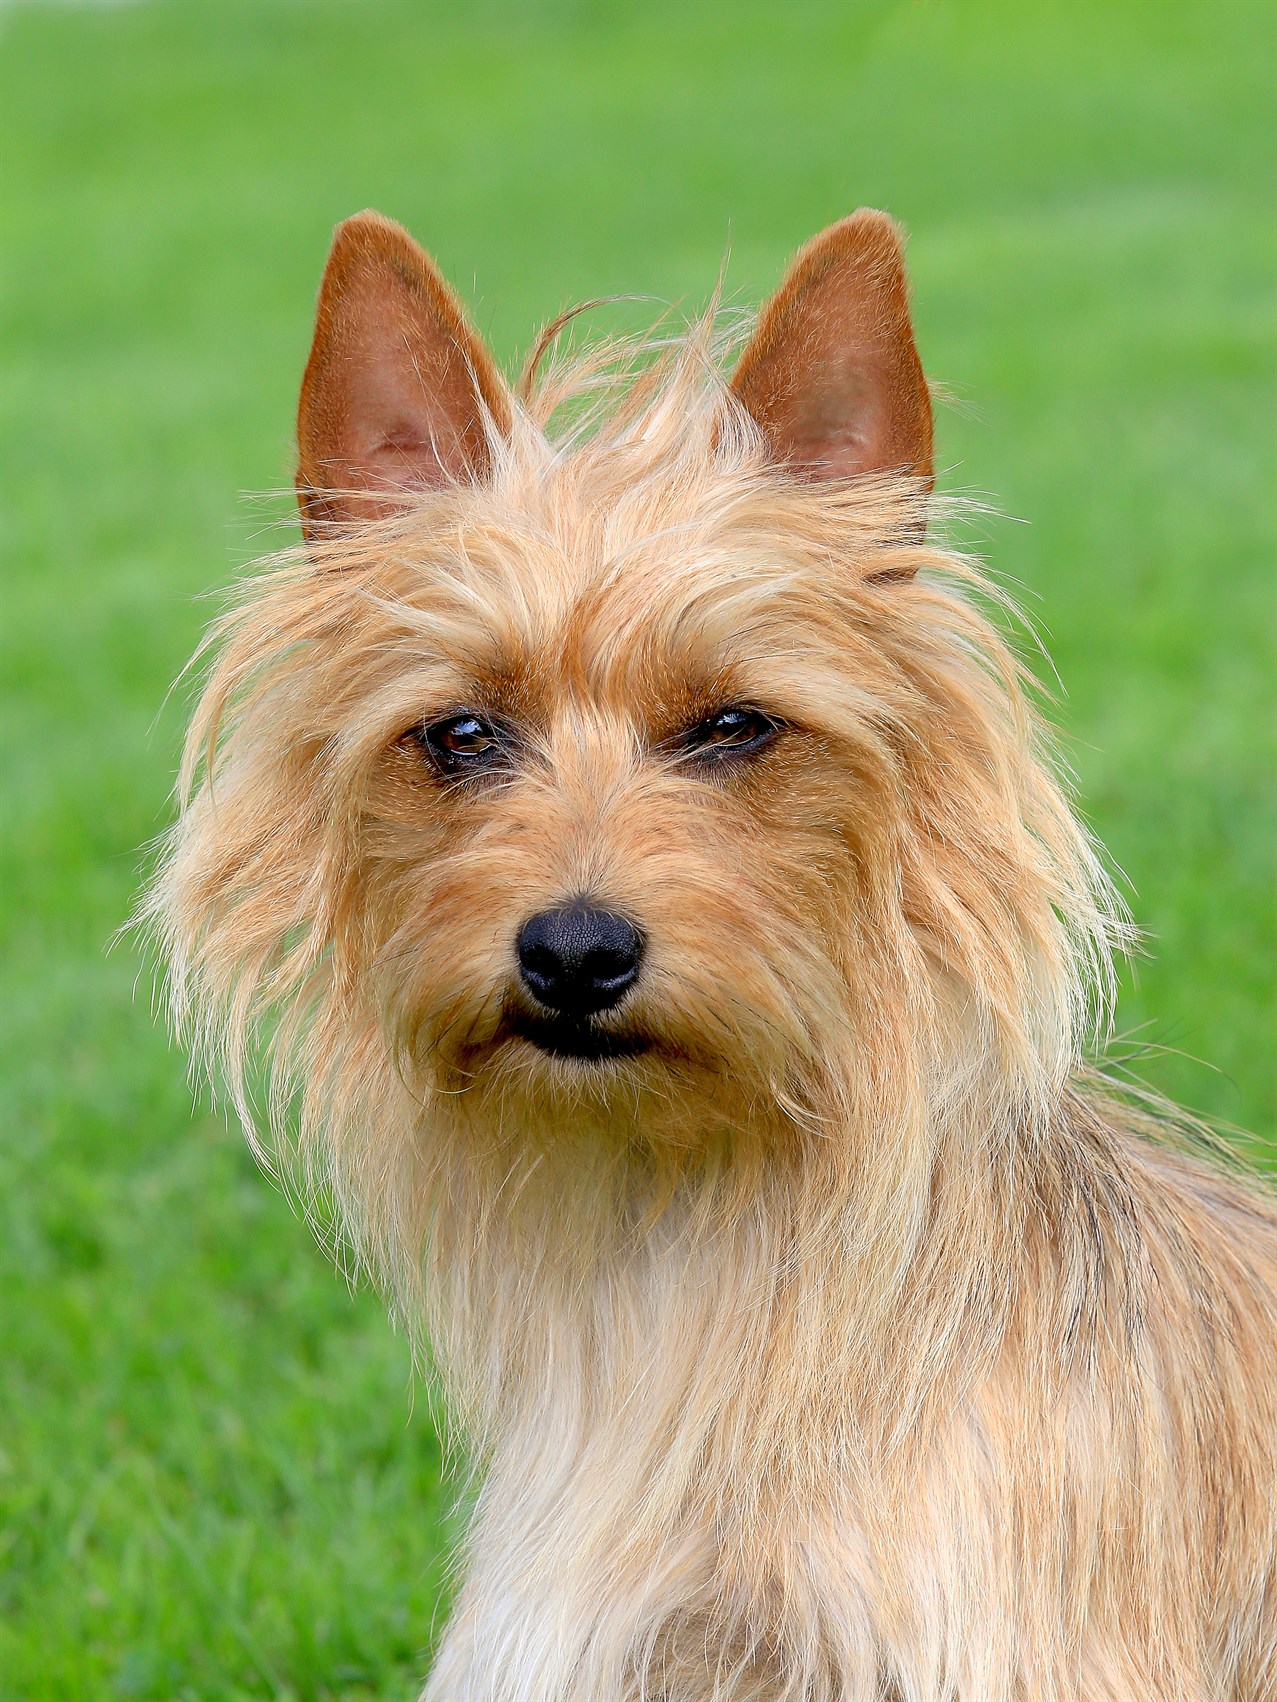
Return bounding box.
[296,211,511,533]
[731,211,932,492]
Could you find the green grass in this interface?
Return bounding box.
[1,0,1273,1695]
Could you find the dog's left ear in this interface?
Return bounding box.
[296,211,511,535]
[731,211,932,494]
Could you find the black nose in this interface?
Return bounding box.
[517,905,644,1017]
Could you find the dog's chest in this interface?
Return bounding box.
[425,1429,997,1702]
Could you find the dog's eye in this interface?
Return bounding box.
[416,712,506,775]
[677,706,780,760]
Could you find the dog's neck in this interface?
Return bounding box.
[417,1056,1036,1471]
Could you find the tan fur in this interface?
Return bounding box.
[143,212,1276,1701]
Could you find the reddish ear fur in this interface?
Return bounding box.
[731,211,932,492]
[296,211,511,532]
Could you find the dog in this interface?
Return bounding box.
[145,209,1276,1700]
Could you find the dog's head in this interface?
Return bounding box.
[148,213,1121,1264]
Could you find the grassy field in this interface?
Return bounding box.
[1,0,1273,1695]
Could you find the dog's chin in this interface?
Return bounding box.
[506,1007,652,1065]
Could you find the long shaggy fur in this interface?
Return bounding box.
[144,327,1276,1700]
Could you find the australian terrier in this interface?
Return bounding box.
[146,210,1276,1699]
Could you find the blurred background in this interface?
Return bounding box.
[1,0,1273,1695]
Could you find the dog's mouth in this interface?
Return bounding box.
[505,1007,652,1063]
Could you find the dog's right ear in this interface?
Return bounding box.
[296,211,511,535]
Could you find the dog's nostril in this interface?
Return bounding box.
[516,905,644,1017]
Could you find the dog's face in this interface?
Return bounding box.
[345,470,913,1125]
[155,212,1112,1193]
[293,210,938,1134]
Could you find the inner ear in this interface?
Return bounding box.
[731,210,932,492]
[296,211,511,533]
